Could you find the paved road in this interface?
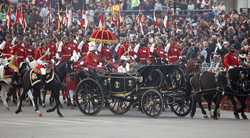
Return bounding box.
[0,104,249,138]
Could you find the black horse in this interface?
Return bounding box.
[189,71,223,119]
[41,61,74,107]
[218,67,249,119]
[15,61,73,117]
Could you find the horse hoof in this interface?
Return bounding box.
[241,114,248,120]
[15,110,21,114]
[202,115,208,119]
[47,109,54,112]
[42,103,46,108]
[234,113,240,119]
[58,113,64,117]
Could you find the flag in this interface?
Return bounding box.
[137,15,144,35]
[153,12,161,28]
[63,9,68,26]
[15,8,22,24]
[131,0,140,8]
[163,15,169,29]
[6,8,12,29]
[21,15,27,32]
[79,10,88,29]
[112,4,120,16]
[98,14,105,29]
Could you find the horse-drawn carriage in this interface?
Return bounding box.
[75,64,192,117]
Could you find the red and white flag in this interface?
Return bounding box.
[154,13,161,28]
[163,15,169,29]
[80,10,88,29]
[98,14,105,29]
[137,15,144,35]
[15,8,22,24]
[6,10,12,29]
[21,15,27,32]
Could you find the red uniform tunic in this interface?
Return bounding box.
[1,42,14,58]
[84,51,99,69]
[61,42,79,62]
[138,47,150,64]
[117,42,129,58]
[33,47,43,60]
[12,43,27,66]
[223,52,240,70]
[44,42,57,63]
[153,47,165,60]
[167,43,181,64]
[100,47,113,61]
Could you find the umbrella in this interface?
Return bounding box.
[89,29,118,45]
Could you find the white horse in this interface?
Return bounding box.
[0,59,12,110]
[0,58,36,111]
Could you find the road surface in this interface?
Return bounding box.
[0,103,249,138]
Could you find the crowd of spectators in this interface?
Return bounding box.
[0,0,249,71]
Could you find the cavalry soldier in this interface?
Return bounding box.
[223,47,240,70]
[0,34,14,59]
[167,39,181,64]
[61,37,79,62]
[12,37,27,67]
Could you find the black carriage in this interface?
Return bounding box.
[75,64,192,117]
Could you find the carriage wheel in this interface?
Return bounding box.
[170,96,192,117]
[75,78,104,115]
[108,98,131,115]
[141,89,163,118]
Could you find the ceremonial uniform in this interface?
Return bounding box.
[61,42,79,62]
[84,51,100,69]
[100,47,113,61]
[1,41,14,59]
[45,42,57,62]
[117,42,129,58]
[154,47,166,60]
[138,47,150,64]
[12,43,27,66]
[223,51,240,70]
[167,43,181,64]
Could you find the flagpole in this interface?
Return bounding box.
[173,0,177,36]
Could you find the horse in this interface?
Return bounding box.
[183,57,223,119]
[15,61,73,117]
[216,67,249,119]
[0,57,26,110]
[41,61,74,107]
[189,70,223,119]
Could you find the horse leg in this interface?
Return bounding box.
[27,89,35,109]
[15,89,27,114]
[42,89,47,107]
[229,96,240,119]
[33,91,42,117]
[213,94,222,120]
[206,96,212,118]
[47,92,57,112]
[198,96,208,119]
[238,96,248,120]
[0,85,9,110]
[190,95,197,118]
[55,90,63,117]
